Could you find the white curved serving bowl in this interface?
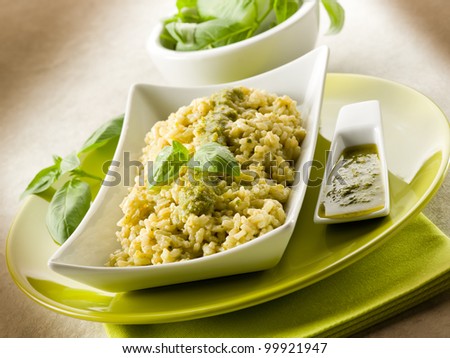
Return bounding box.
[48,46,329,292]
[147,0,320,86]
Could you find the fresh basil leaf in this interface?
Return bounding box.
[149,140,190,188]
[166,22,199,50]
[197,0,258,26]
[179,6,201,23]
[168,18,257,51]
[189,142,240,177]
[196,19,257,49]
[273,0,301,24]
[52,155,63,165]
[177,0,197,12]
[78,116,124,154]
[160,24,178,50]
[46,179,91,245]
[20,164,61,200]
[164,1,200,25]
[60,151,81,175]
[321,0,345,34]
[255,0,274,22]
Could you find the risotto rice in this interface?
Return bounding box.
[108,87,306,267]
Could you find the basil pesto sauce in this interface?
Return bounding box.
[198,88,242,146]
[319,144,385,219]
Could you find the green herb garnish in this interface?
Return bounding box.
[273,0,303,24]
[148,140,190,188]
[161,0,345,51]
[21,116,124,245]
[78,116,123,154]
[46,179,92,245]
[149,141,241,188]
[189,142,240,177]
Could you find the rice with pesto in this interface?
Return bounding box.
[109,87,306,267]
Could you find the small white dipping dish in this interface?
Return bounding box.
[147,0,319,86]
[48,46,329,292]
[314,100,390,224]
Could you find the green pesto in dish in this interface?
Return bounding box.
[178,181,217,218]
[319,144,385,219]
[197,88,243,145]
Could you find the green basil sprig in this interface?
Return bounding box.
[189,142,240,177]
[21,115,124,245]
[148,141,241,188]
[149,140,190,188]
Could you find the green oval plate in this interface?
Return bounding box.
[6,74,450,324]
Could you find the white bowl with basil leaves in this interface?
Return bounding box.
[147,0,343,86]
[48,46,329,292]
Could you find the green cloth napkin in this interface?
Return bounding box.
[105,214,450,338]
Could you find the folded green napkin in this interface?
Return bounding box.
[105,214,450,338]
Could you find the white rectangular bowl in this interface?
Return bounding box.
[48,46,329,292]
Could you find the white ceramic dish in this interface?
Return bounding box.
[48,46,329,292]
[147,0,319,86]
[314,100,390,223]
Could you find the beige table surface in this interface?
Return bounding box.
[1,0,449,338]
